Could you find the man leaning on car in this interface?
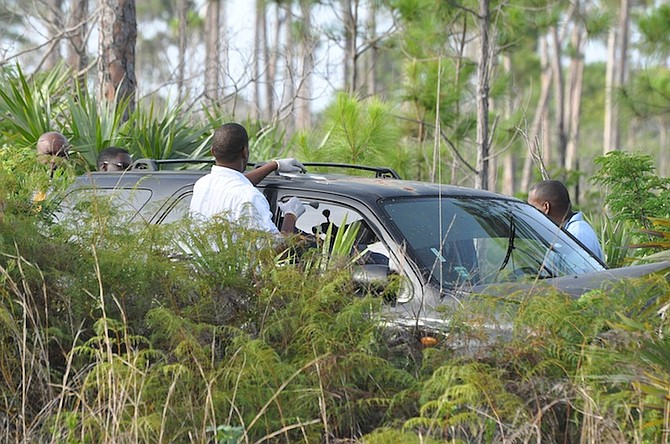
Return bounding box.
[189,122,306,235]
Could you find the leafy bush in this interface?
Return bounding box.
[591,151,670,228]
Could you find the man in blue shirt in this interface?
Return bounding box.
[528,180,604,262]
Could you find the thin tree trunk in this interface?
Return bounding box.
[264,4,280,120]
[475,0,491,190]
[296,0,313,130]
[204,0,221,102]
[660,116,669,177]
[68,0,88,85]
[45,0,64,69]
[602,0,629,153]
[176,0,187,102]
[253,0,263,119]
[501,53,515,196]
[603,22,619,152]
[617,0,630,146]
[550,25,567,171]
[520,34,553,191]
[365,2,377,96]
[98,0,137,121]
[284,3,295,133]
[342,0,358,94]
[565,13,585,172]
[451,14,467,185]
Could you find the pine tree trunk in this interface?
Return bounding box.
[501,53,515,196]
[253,0,264,119]
[176,0,187,102]
[44,0,64,70]
[264,4,280,121]
[659,116,668,177]
[365,3,377,96]
[68,0,88,84]
[98,0,137,121]
[565,12,585,172]
[296,0,313,130]
[603,26,617,153]
[342,0,357,94]
[204,0,221,102]
[617,0,630,145]
[550,25,567,171]
[284,3,295,133]
[521,34,553,191]
[475,0,491,190]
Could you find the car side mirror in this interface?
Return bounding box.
[352,264,390,286]
[352,264,414,306]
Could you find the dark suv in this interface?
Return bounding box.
[57,159,670,332]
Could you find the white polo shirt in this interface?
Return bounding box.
[189,165,279,234]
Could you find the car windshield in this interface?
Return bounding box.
[381,196,605,288]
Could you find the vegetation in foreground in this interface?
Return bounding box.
[0,151,668,444]
[0,65,669,443]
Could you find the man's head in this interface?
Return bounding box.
[211,123,249,171]
[528,179,572,225]
[97,147,132,172]
[37,132,69,169]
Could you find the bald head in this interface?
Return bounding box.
[37,132,69,157]
[528,180,572,225]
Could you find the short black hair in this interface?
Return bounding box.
[97,146,131,168]
[211,123,248,163]
[529,180,571,215]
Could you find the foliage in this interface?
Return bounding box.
[0,51,669,440]
[296,93,409,178]
[122,100,211,161]
[631,217,670,264]
[0,63,70,146]
[589,213,639,268]
[591,151,670,229]
[620,67,670,119]
[65,86,131,167]
[636,3,670,59]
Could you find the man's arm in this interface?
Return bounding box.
[277,196,305,234]
[244,158,306,186]
[244,161,276,186]
[279,213,298,234]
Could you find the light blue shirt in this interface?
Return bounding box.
[564,211,604,262]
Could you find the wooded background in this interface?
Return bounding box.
[0,0,668,196]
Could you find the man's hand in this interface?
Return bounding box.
[274,158,306,173]
[278,196,305,218]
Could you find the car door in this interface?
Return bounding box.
[271,191,421,304]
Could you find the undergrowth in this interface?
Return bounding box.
[0,153,669,443]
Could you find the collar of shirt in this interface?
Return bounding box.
[211,164,244,177]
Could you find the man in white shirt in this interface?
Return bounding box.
[189,122,306,235]
[528,179,605,262]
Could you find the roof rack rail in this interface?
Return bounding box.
[130,158,401,179]
[301,162,401,179]
[130,158,213,171]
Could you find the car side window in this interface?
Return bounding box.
[291,199,390,265]
[153,192,192,224]
[56,187,153,225]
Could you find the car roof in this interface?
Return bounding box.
[71,168,521,205]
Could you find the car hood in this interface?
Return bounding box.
[470,261,670,298]
[383,261,670,337]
